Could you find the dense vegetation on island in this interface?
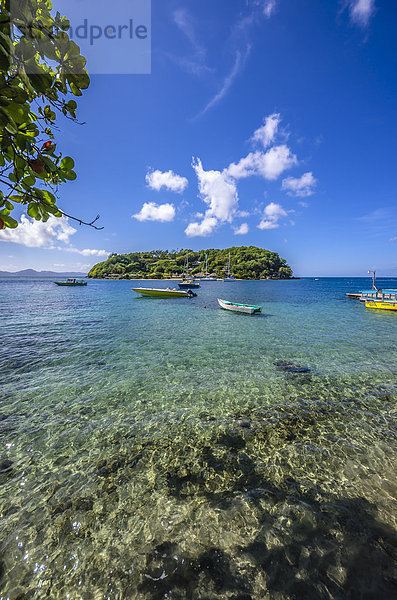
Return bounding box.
[88,246,293,280]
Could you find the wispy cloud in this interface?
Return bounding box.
[168,9,213,76]
[174,9,206,61]
[166,3,281,119]
[357,207,397,239]
[247,1,278,19]
[346,0,376,27]
[193,47,251,119]
[357,208,390,222]
[262,0,277,18]
[62,248,109,257]
[164,53,213,77]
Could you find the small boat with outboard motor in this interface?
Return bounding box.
[132,287,197,298]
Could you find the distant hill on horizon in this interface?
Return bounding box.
[0,269,87,278]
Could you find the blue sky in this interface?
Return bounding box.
[1,0,396,276]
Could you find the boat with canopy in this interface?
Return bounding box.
[54,278,87,286]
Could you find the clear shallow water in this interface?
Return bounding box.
[0,277,396,599]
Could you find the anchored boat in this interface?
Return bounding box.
[361,289,397,312]
[218,298,262,314]
[132,287,196,298]
[178,251,200,288]
[223,253,236,281]
[178,278,200,289]
[200,254,217,281]
[54,278,87,286]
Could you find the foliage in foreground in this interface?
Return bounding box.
[0,0,90,230]
[88,246,293,280]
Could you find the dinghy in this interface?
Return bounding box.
[217,298,262,314]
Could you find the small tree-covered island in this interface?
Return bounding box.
[88,246,293,280]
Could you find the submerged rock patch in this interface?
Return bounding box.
[274,360,311,374]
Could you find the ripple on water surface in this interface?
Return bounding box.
[0,278,396,599]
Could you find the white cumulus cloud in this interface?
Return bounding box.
[186,159,240,238]
[0,215,108,257]
[132,202,176,223]
[0,214,76,247]
[258,202,287,230]
[146,169,188,193]
[185,216,218,237]
[252,112,281,148]
[192,158,238,222]
[234,223,249,235]
[183,114,307,237]
[282,172,317,197]
[227,145,297,180]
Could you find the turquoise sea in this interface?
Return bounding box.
[0,277,396,599]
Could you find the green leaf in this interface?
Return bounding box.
[27,202,48,221]
[40,189,56,205]
[21,175,36,187]
[0,107,18,134]
[69,82,83,97]
[62,169,77,181]
[8,195,24,204]
[41,156,57,171]
[0,214,18,228]
[60,156,74,170]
